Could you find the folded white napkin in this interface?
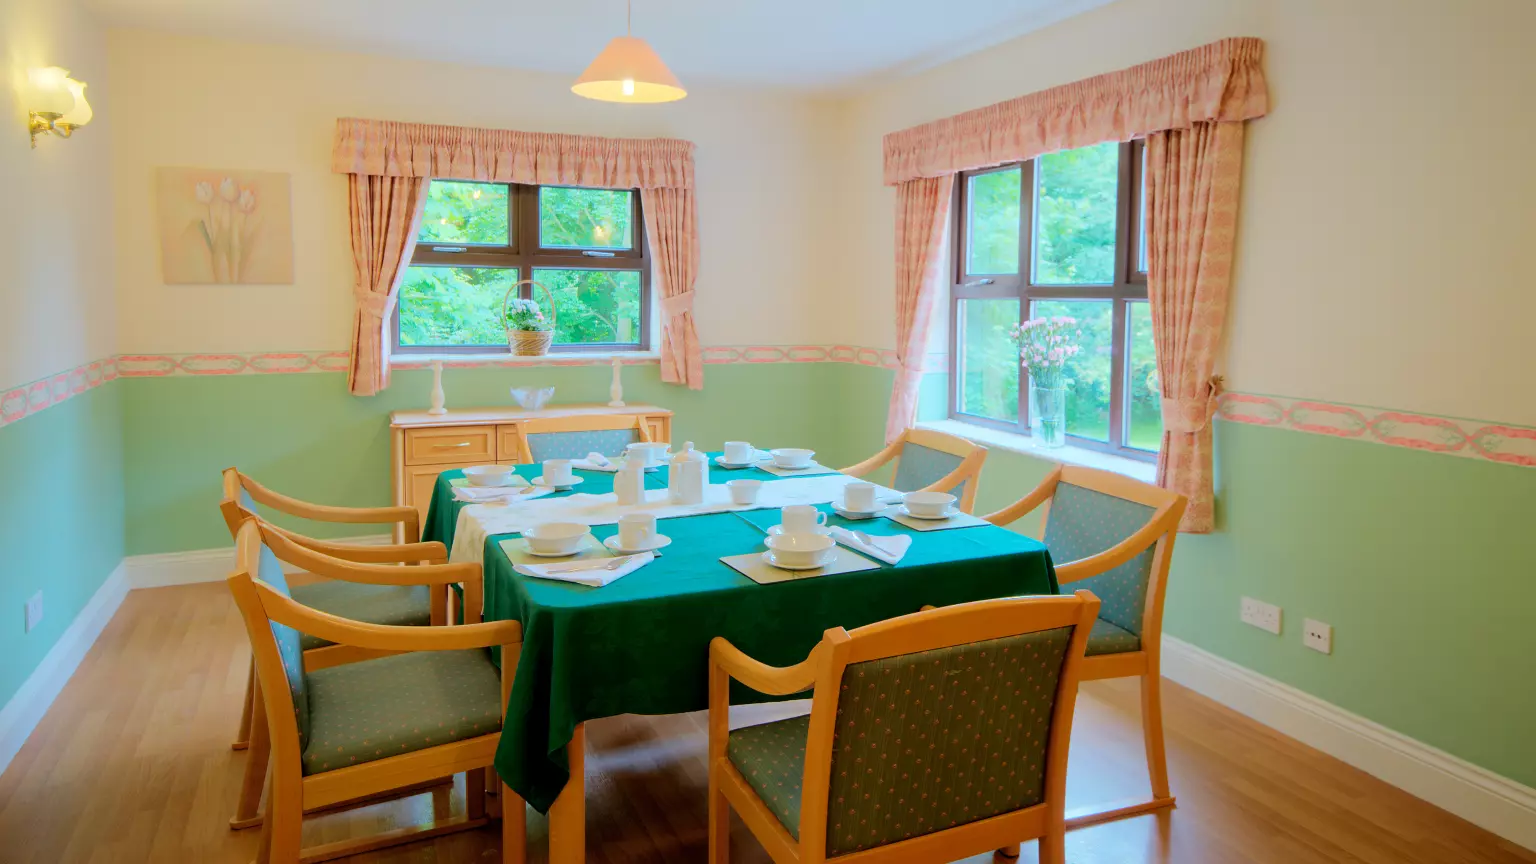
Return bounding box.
[455,485,555,503]
[573,452,619,472]
[828,526,912,565]
[512,551,654,587]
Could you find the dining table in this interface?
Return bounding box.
[420,451,1059,864]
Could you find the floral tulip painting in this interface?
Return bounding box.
[156,168,294,284]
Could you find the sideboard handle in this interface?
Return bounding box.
[434,442,472,449]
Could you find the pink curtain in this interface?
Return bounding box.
[641,187,703,389]
[346,175,427,396]
[1146,121,1245,533]
[883,38,1267,185]
[885,175,954,442]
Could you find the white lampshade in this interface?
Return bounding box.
[26,67,75,116]
[572,35,686,103]
[60,77,92,126]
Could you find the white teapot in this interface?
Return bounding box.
[667,441,708,505]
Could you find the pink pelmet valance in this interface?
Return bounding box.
[331,118,695,189]
[882,37,1268,185]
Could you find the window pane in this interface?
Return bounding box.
[532,268,641,344]
[1032,142,1119,285]
[398,266,519,347]
[956,298,1020,422]
[1030,299,1112,441]
[1126,301,1162,451]
[966,168,1021,275]
[417,181,509,246]
[539,187,633,249]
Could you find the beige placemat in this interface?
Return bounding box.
[721,546,880,585]
[498,534,609,565]
[884,508,991,532]
[754,460,840,478]
[452,476,531,488]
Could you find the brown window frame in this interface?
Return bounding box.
[393,181,652,355]
[948,139,1155,460]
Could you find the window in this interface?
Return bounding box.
[949,140,1161,458]
[395,180,650,353]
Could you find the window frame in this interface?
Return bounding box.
[947,139,1155,460]
[393,181,652,355]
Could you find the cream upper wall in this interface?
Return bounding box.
[109,29,843,355]
[1,0,115,387]
[834,0,1536,426]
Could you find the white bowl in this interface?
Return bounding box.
[522,522,590,556]
[764,532,835,568]
[726,479,762,505]
[510,386,555,411]
[903,491,957,518]
[463,465,516,487]
[770,448,815,469]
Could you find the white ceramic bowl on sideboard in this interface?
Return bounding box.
[463,465,516,486]
[903,491,957,518]
[764,532,835,568]
[522,522,590,556]
[769,448,815,469]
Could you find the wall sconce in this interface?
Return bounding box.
[26,67,93,148]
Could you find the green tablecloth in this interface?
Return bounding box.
[422,456,1058,813]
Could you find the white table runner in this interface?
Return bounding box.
[450,473,890,564]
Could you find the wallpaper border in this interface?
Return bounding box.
[0,358,119,431]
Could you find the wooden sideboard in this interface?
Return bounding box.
[389,404,674,528]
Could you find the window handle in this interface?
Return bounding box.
[432,246,468,253]
[581,250,616,258]
[962,278,996,287]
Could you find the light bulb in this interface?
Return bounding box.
[622,78,635,96]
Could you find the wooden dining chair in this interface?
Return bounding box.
[516,413,652,463]
[839,427,988,513]
[708,591,1100,864]
[986,465,1187,829]
[228,518,524,864]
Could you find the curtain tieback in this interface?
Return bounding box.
[355,291,393,320]
[1162,376,1225,433]
[659,290,695,320]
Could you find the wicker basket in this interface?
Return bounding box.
[502,279,557,357]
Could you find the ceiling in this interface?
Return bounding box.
[87,0,1111,91]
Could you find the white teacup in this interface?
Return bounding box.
[770,448,815,469]
[781,504,827,534]
[842,481,877,512]
[523,522,589,556]
[765,532,835,569]
[617,512,658,549]
[723,441,755,463]
[625,442,666,468]
[903,491,957,519]
[726,479,762,505]
[543,458,575,486]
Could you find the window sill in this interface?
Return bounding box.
[917,419,1157,483]
[391,350,660,368]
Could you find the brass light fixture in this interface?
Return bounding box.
[26,66,93,148]
[572,0,686,104]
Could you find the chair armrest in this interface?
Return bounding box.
[709,637,819,696]
[838,438,903,478]
[252,579,519,651]
[984,467,1063,527]
[234,469,421,527]
[270,525,447,564]
[260,521,475,587]
[1054,513,1173,585]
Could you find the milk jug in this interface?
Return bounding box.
[667,441,708,505]
[614,457,646,506]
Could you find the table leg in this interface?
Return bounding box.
[547,723,586,864]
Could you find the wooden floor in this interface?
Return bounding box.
[0,582,1531,864]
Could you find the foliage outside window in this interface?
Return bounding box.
[395,180,649,353]
[951,140,1162,457]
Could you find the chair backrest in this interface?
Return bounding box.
[796,592,1098,859]
[869,427,987,512]
[229,519,312,752]
[220,468,261,538]
[518,414,650,463]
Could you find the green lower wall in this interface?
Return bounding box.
[0,384,125,709]
[843,363,1536,788]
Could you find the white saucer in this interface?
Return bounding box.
[764,462,813,472]
[603,534,672,555]
[522,542,592,558]
[533,476,585,491]
[464,476,517,488]
[761,551,832,572]
[714,456,756,469]
[766,525,832,537]
[831,504,885,520]
[618,459,662,473]
[898,504,958,521]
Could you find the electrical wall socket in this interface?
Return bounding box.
[1240,596,1282,635]
[1303,618,1333,654]
[24,591,42,634]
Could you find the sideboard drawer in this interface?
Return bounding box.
[497,424,525,463]
[403,426,496,466]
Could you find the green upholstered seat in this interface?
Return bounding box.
[1044,483,1157,636]
[526,428,641,462]
[727,626,1076,856]
[1086,618,1141,656]
[289,582,432,652]
[891,442,966,497]
[300,649,503,776]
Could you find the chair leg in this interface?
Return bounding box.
[501,779,527,864]
[708,769,730,864]
[1141,670,1171,800]
[265,772,303,864]
[1039,831,1065,864]
[232,660,255,750]
[467,768,487,821]
[231,676,270,830]
[995,842,1021,859]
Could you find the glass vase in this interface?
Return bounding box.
[1031,383,1068,449]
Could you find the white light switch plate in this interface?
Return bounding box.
[1304,618,1333,654]
[24,591,42,634]
[1240,596,1281,635]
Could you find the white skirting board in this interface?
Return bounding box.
[0,562,129,778]
[123,533,393,588]
[1161,635,1536,852]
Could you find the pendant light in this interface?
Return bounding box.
[572,0,686,103]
